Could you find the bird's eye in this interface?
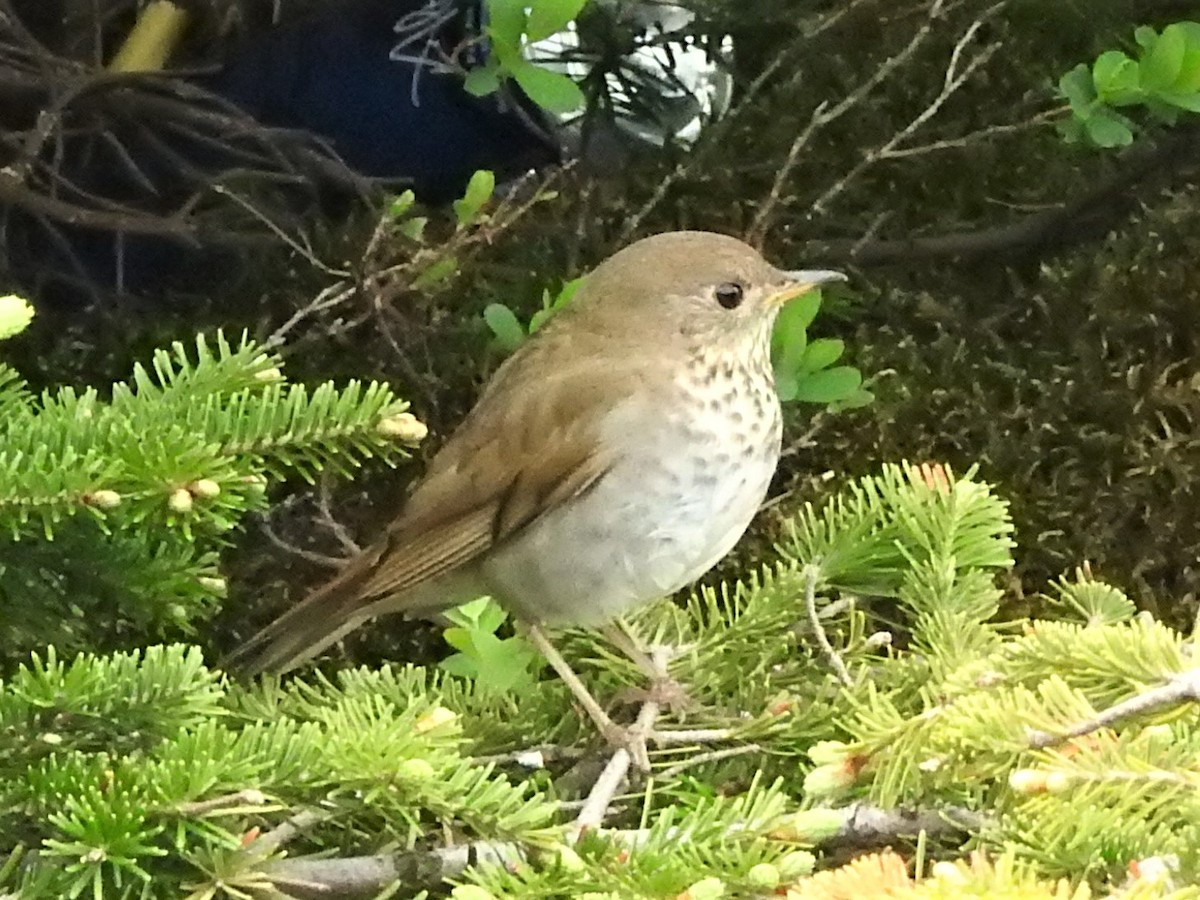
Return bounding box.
[715,282,744,309]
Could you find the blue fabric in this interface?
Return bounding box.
[7,0,560,298]
[194,0,558,202]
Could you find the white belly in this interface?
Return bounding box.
[481,371,782,627]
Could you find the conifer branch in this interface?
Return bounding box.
[1027,667,1200,750]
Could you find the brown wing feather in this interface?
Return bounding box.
[225,330,659,675]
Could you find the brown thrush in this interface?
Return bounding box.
[226,231,845,758]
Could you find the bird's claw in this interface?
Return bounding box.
[600,722,651,772]
[614,675,695,718]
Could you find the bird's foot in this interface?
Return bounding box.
[614,674,695,718]
[599,721,651,772]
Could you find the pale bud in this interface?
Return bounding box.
[677,876,724,900]
[396,758,436,781]
[168,489,194,513]
[189,479,221,499]
[414,706,457,733]
[377,412,429,442]
[931,861,967,883]
[1008,768,1048,794]
[83,489,122,510]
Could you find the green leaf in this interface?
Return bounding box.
[526,0,587,42]
[509,59,585,113]
[0,294,35,340]
[1134,25,1158,50]
[387,190,416,219]
[476,599,508,634]
[792,366,863,405]
[483,303,527,352]
[529,276,584,333]
[1140,22,1186,91]
[1142,95,1182,124]
[445,597,494,629]
[453,170,496,228]
[1084,109,1135,147]
[774,367,799,403]
[413,255,459,288]
[486,0,527,50]
[1056,117,1087,144]
[442,626,475,654]
[784,291,823,332]
[439,654,478,678]
[464,64,502,98]
[800,338,845,373]
[1178,47,1200,94]
[1092,51,1140,103]
[1156,90,1200,112]
[831,388,875,411]
[1058,64,1096,114]
[398,215,427,242]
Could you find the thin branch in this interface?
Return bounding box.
[654,744,763,780]
[620,0,879,244]
[252,809,330,857]
[255,803,989,898]
[800,123,1200,266]
[258,513,349,570]
[881,106,1060,159]
[210,184,350,278]
[568,649,667,842]
[804,565,853,686]
[812,802,991,848]
[808,4,1006,217]
[747,0,952,243]
[1028,667,1200,750]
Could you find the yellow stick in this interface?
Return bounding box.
[108,1,190,73]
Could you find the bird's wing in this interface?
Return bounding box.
[225,337,659,675]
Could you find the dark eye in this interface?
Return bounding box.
[715,282,744,309]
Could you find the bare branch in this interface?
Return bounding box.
[748,0,954,243]
[808,3,1006,217]
[803,565,854,687]
[1028,667,1200,750]
[620,0,882,244]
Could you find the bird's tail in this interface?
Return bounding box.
[220,552,385,676]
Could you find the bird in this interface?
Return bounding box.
[225,230,845,758]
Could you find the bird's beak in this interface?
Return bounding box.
[768,269,847,306]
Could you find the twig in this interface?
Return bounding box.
[1028,667,1200,750]
[264,841,524,900]
[568,647,670,842]
[252,808,330,857]
[258,515,349,570]
[620,0,877,244]
[882,107,1060,159]
[747,0,951,243]
[647,727,736,745]
[255,802,988,897]
[799,122,1200,266]
[211,184,350,278]
[654,744,763,780]
[317,476,364,556]
[810,802,990,848]
[808,3,1005,217]
[265,281,357,349]
[804,565,853,686]
[173,789,270,817]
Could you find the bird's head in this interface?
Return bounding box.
[566,231,845,358]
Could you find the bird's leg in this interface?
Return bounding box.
[523,624,650,770]
[602,619,693,716]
